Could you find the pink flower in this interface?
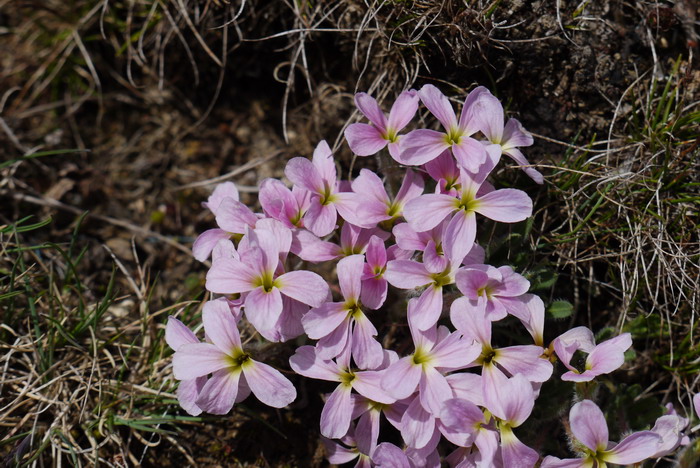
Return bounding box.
[474,92,542,184]
[380,306,481,417]
[398,85,490,172]
[258,177,311,229]
[289,345,394,439]
[285,140,367,236]
[403,167,532,267]
[454,264,530,321]
[350,168,424,226]
[292,221,390,263]
[171,302,296,414]
[552,328,632,382]
[206,227,329,341]
[302,254,384,369]
[541,400,662,467]
[345,90,419,159]
[165,316,207,416]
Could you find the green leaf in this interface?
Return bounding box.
[547,300,573,319]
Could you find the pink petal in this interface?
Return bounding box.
[419,366,453,415]
[165,316,198,351]
[423,240,448,274]
[304,198,337,237]
[173,342,228,380]
[395,169,425,206]
[337,254,364,301]
[452,137,488,174]
[472,91,504,142]
[387,89,419,131]
[449,296,491,345]
[242,360,296,408]
[440,397,483,434]
[311,140,337,185]
[419,84,458,130]
[401,396,436,449]
[345,123,389,156]
[570,400,609,452]
[302,302,348,339]
[373,443,410,468]
[475,188,532,222]
[351,314,383,370]
[553,327,596,369]
[353,371,395,404]
[204,182,239,214]
[244,287,283,337]
[503,118,534,148]
[365,235,387,269]
[277,270,329,307]
[458,86,490,134]
[176,377,206,416]
[205,258,256,294]
[504,147,544,184]
[410,286,444,331]
[454,267,490,299]
[694,393,700,418]
[291,229,340,262]
[403,194,457,232]
[202,299,242,353]
[352,169,391,205]
[540,457,590,468]
[192,229,230,262]
[215,198,257,234]
[289,345,341,382]
[431,330,481,371]
[384,260,431,289]
[323,437,359,464]
[398,129,450,166]
[285,157,324,194]
[381,356,422,399]
[500,427,539,468]
[444,210,477,265]
[446,373,484,407]
[360,277,387,310]
[195,368,241,414]
[603,431,661,464]
[495,345,553,383]
[321,384,354,438]
[586,333,632,375]
[494,266,530,296]
[335,192,375,229]
[317,318,352,361]
[355,92,388,131]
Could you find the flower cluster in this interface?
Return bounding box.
[167,85,699,466]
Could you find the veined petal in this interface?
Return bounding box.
[403,194,457,232]
[317,319,352,361]
[206,258,256,294]
[345,123,388,156]
[388,89,419,131]
[500,426,539,468]
[338,254,364,302]
[419,367,453,416]
[360,277,387,310]
[242,360,296,408]
[440,398,484,434]
[398,129,450,166]
[192,229,230,262]
[292,229,340,262]
[176,377,206,416]
[365,235,387,269]
[202,299,242,353]
[410,286,444,331]
[419,84,458,130]
[285,157,324,194]
[401,396,436,449]
[475,188,532,222]
[244,287,283,336]
[586,333,632,375]
[373,443,411,468]
[173,342,229,380]
[381,356,422,399]
[277,270,329,307]
[304,198,337,237]
[602,431,661,464]
[384,260,431,289]
[503,118,534,148]
[540,457,592,468]
[204,182,239,213]
[446,373,484,407]
[504,147,544,184]
[570,400,609,452]
[320,384,354,438]
[352,315,384,370]
[352,169,390,205]
[449,296,491,345]
[165,316,198,351]
[312,140,337,185]
[289,345,341,382]
[195,368,241,415]
[431,329,481,370]
[495,345,553,383]
[394,169,425,206]
[444,210,477,266]
[452,137,488,174]
[353,370,395,404]
[355,92,388,131]
[458,86,491,135]
[215,198,258,234]
[302,302,347,339]
[472,91,504,143]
